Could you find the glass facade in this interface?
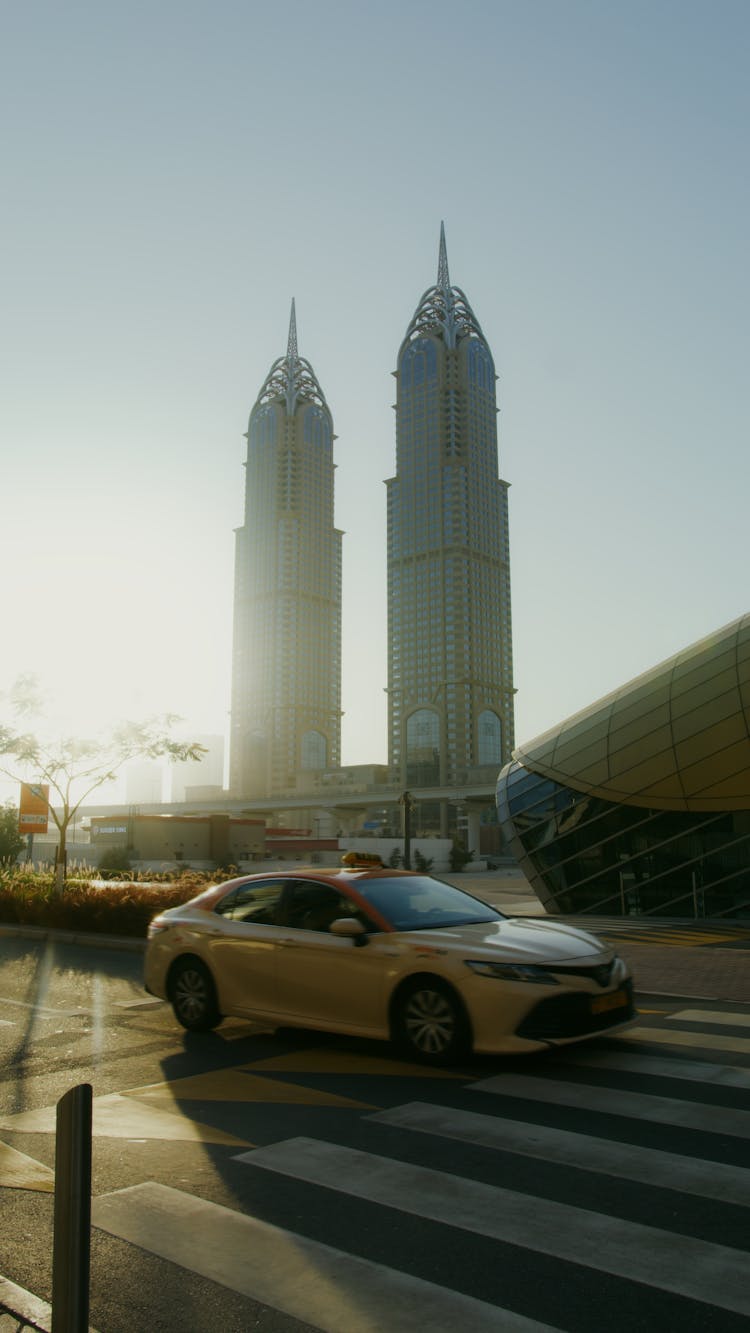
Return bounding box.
[497,615,750,919]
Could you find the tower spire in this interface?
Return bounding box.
[287,298,298,362]
[437,221,450,290]
[253,301,329,415]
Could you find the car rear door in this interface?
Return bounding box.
[206,878,288,1018]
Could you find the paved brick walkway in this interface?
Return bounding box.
[455,871,750,1004]
[608,940,750,1003]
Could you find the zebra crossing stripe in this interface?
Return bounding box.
[624,1026,750,1055]
[366,1102,750,1206]
[668,1008,750,1028]
[471,1072,750,1138]
[240,1136,750,1317]
[559,1048,750,1090]
[91,1181,558,1333]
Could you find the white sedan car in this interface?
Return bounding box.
[144,860,634,1062]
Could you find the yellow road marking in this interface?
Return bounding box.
[0,1094,251,1146]
[0,1141,54,1192]
[604,930,750,948]
[126,1070,373,1109]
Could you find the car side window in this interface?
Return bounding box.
[281,881,375,934]
[215,880,286,924]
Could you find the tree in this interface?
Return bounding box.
[0,803,25,866]
[0,676,205,891]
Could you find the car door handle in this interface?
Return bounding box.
[277,939,300,947]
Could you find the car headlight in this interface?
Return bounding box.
[147,918,169,940]
[465,959,561,984]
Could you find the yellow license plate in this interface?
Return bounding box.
[591,989,628,1015]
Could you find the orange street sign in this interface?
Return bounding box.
[19,783,50,835]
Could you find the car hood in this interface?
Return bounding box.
[397,917,613,963]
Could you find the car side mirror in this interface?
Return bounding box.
[329,917,368,946]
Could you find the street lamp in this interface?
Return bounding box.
[399,790,414,870]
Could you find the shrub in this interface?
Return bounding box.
[0,867,204,938]
[98,845,132,876]
[449,840,474,872]
[413,849,434,873]
[388,847,402,868]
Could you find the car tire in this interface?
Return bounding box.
[394,977,470,1064]
[169,958,221,1032]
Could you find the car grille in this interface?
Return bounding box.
[516,980,634,1041]
[549,960,616,988]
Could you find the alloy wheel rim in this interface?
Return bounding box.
[175,969,208,1021]
[404,989,456,1054]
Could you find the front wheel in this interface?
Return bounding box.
[169,958,221,1032]
[394,979,469,1064]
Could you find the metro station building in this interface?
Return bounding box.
[497,616,750,920]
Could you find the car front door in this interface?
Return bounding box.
[272,879,387,1034]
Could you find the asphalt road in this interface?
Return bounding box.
[1,925,749,1332]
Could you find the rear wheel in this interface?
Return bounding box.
[169,958,221,1032]
[395,978,469,1064]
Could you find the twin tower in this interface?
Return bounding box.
[229,227,515,802]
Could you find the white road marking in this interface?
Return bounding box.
[559,1048,750,1089]
[92,1181,558,1333]
[624,1026,750,1055]
[471,1071,750,1138]
[368,1102,750,1206]
[668,1008,750,1028]
[240,1137,750,1317]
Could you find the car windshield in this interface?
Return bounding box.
[356,876,502,931]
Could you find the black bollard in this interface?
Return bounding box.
[52,1083,92,1332]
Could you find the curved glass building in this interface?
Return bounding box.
[497,616,750,919]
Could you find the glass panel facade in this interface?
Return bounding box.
[301,730,327,770]
[497,760,750,919]
[406,708,440,786]
[478,710,502,766]
[498,613,750,919]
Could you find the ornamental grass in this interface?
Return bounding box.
[0,867,214,938]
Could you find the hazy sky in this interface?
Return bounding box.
[2,1,748,785]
